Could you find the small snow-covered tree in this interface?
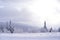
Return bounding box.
[0,25,4,32]
[49,27,52,32]
[58,28,60,32]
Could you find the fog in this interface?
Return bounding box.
[0,0,60,28]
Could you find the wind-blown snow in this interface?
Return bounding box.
[0,33,60,40]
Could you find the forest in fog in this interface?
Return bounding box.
[0,20,60,33]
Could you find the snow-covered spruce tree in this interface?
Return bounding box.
[6,21,14,33]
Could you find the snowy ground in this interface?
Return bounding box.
[0,32,60,40]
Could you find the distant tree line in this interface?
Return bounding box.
[0,21,60,33]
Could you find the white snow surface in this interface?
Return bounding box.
[0,32,60,40]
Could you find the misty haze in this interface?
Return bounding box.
[0,0,60,40]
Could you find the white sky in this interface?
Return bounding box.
[25,0,60,28]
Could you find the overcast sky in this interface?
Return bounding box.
[0,0,60,28]
[0,0,32,23]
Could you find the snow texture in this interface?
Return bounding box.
[0,33,60,40]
